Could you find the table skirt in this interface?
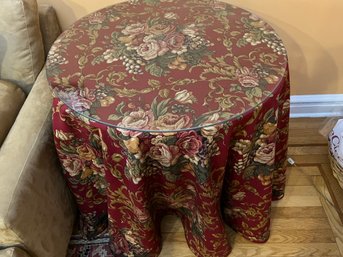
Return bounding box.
[52,73,289,257]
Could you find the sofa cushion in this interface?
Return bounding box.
[38,5,62,55]
[0,80,26,147]
[0,247,30,257]
[0,0,45,94]
[0,68,76,257]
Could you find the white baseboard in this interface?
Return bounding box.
[290,94,343,118]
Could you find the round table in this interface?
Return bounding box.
[47,0,290,256]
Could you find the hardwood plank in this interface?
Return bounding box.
[288,146,328,155]
[287,166,321,176]
[271,218,332,230]
[288,138,327,146]
[272,185,322,207]
[232,229,335,244]
[267,229,335,244]
[160,232,340,257]
[162,225,335,245]
[284,185,318,195]
[287,154,330,165]
[289,118,328,130]
[271,207,327,219]
[272,195,321,207]
[161,215,332,235]
[289,128,326,136]
[286,173,314,186]
[229,243,341,257]
[288,128,328,146]
[159,241,194,257]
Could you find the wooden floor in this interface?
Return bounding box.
[159,118,343,257]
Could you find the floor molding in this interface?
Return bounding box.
[290,94,343,118]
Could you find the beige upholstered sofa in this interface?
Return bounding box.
[0,1,76,257]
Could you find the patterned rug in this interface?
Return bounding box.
[67,233,113,257]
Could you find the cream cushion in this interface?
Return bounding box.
[0,68,76,257]
[0,0,45,94]
[0,248,30,257]
[0,81,26,146]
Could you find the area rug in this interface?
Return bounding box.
[67,233,113,257]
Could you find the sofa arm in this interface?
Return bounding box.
[38,5,61,55]
[0,67,76,257]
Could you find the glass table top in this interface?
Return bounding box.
[46,0,288,133]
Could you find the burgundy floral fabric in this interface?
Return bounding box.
[48,0,290,256]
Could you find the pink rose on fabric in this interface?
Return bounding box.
[149,143,181,167]
[176,131,203,157]
[71,98,92,112]
[130,33,146,47]
[58,90,93,112]
[62,157,82,177]
[79,88,96,101]
[236,67,259,88]
[148,23,175,35]
[154,113,192,131]
[254,143,275,165]
[117,109,154,136]
[166,33,185,51]
[122,22,146,36]
[136,39,169,60]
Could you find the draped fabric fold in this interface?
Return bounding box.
[51,71,289,257]
[48,1,290,256]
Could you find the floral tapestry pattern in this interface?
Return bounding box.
[48,0,290,256]
[47,0,288,133]
[102,17,213,76]
[52,75,289,256]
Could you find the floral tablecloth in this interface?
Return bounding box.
[47,0,290,256]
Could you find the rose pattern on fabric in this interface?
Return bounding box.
[99,15,212,76]
[108,126,222,184]
[117,109,154,136]
[221,79,290,243]
[236,67,260,88]
[52,77,290,256]
[230,107,279,184]
[149,143,181,167]
[154,113,192,131]
[254,142,276,165]
[176,131,203,160]
[47,0,287,131]
[48,0,290,256]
